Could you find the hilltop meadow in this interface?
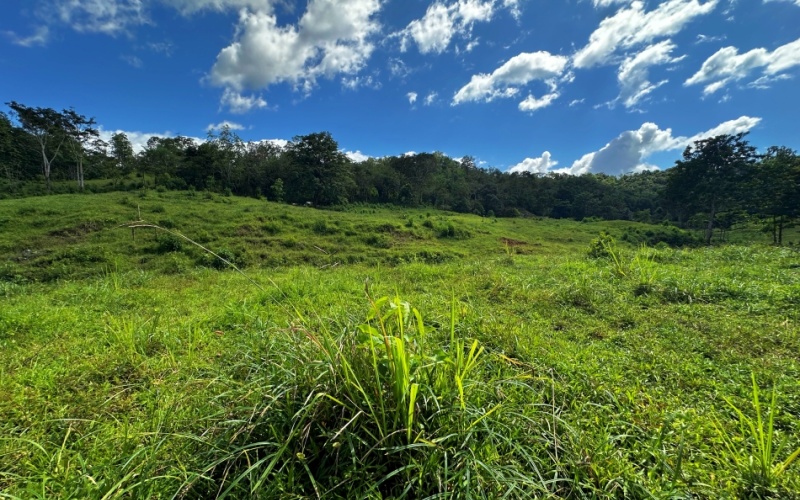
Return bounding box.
[0,190,799,498]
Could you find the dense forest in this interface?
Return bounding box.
[2,101,798,244]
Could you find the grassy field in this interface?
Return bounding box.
[1,191,799,498]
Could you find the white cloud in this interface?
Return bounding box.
[342,74,381,90]
[388,58,411,78]
[206,121,245,133]
[614,40,685,108]
[5,26,50,47]
[747,73,792,89]
[573,0,718,69]
[632,163,661,173]
[147,40,174,55]
[501,0,523,19]
[592,0,634,7]
[344,150,370,162]
[508,151,558,173]
[569,98,585,107]
[209,0,382,101]
[763,0,800,6]
[695,33,726,44]
[400,3,455,54]
[98,128,203,153]
[424,91,439,105]
[121,54,143,68]
[159,0,276,14]
[518,92,560,112]
[686,115,762,143]
[52,0,150,35]
[560,116,761,175]
[398,0,512,54]
[684,37,800,94]
[452,51,569,105]
[407,92,418,104]
[253,138,289,149]
[220,88,268,114]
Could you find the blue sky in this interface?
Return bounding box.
[2,0,799,175]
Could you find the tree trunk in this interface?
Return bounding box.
[77,157,85,190]
[40,145,52,192]
[705,201,716,245]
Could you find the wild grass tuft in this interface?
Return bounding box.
[714,373,800,496]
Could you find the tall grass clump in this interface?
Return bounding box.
[714,374,800,497]
[186,293,565,498]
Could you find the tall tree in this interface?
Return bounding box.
[0,112,21,182]
[754,146,800,244]
[286,132,354,205]
[110,132,135,175]
[207,125,245,191]
[665,133,758,244]
[63,108,100,190]
[6,101,70,192]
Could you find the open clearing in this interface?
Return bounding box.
[1,192,799,498]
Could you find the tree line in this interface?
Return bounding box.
[1,102,798,244]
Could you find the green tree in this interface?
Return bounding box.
[0,112,22,182]
[207,125,245,191]
[6,101,70,192]
[286,132,354,205]
[139,136,193,187]
[665,133,758,244]
[270,178,285,202]
[63,108,101,191]
[754,146,800,244]
[110,132,135,176]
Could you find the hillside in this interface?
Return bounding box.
[1,192,799,498]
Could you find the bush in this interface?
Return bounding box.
[155,233,183,253]
[587,231,616,259]
[437,223,472,240]
[621,225,700,247]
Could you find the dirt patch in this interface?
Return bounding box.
[500,237,528,247]
[48,220,105,238]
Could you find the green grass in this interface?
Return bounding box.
[1,191,799,498]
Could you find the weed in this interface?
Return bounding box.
[714,373,800,495]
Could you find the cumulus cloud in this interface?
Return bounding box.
[4,26,50,47]
[206,121,245,133]
[684,37,800,94]
[508,151,558,173]
[424,91,439,105]
[220,89,268,114]
[573,0,718,69]
[452,51,569,107]
[560,115,761,175]
[209,0,382,102]
[407,92,418,104]
[398,0,520,54]
[345,150,370,162]
[614,40,685,108]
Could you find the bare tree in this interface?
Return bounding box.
[6,101,70,192]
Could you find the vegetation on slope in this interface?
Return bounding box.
[1,192,799,498]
